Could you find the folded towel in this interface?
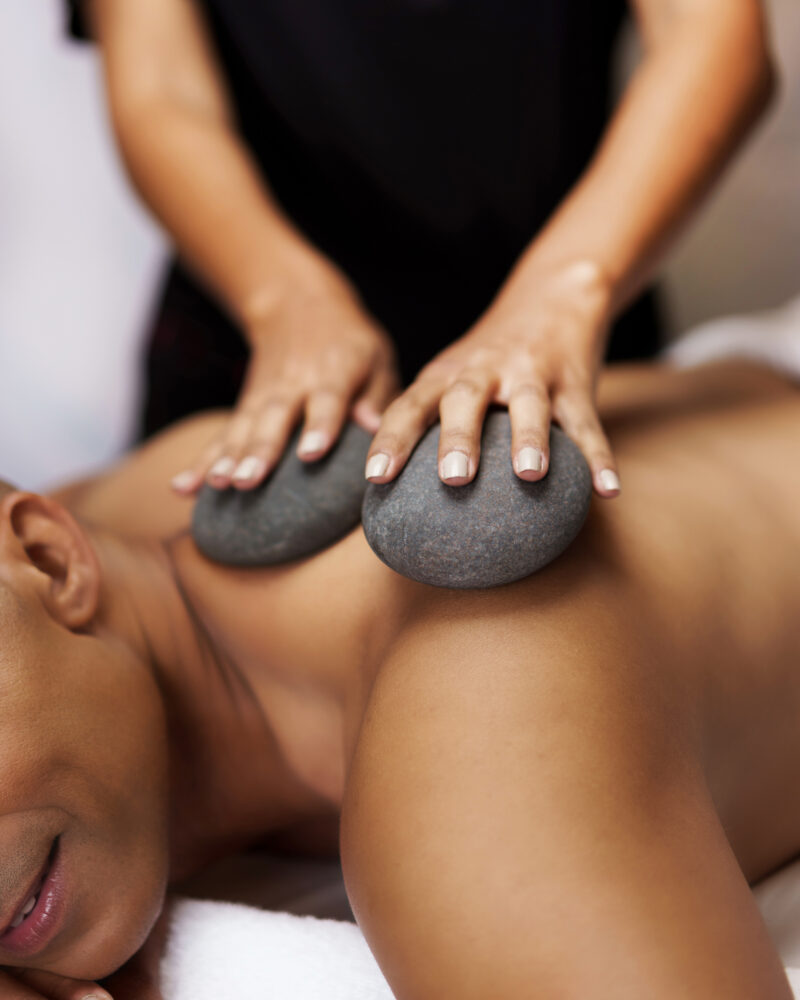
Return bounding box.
[161,851,800,999]
[161,898,394,1000]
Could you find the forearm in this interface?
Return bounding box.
[112,103,340,329]
[92,0,345,334]
[502,0,775,313]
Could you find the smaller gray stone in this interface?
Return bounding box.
[192,423,372,566]
[361,412,592,589]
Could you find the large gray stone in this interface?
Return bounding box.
[361,411,592,589]
[192,423,372,566]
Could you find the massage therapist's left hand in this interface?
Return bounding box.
[365,260,621,497]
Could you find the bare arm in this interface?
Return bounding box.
[365,0,776,497]
[90,0,334,326]
[340,590,792,999]
[508,0,775,307]
[89,0,399,492]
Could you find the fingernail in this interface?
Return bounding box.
[208,457,236,480]
[171,470,196,492]
[232,455,266,482]
[82,992,113,1000]
[365,453,390,480]
[516,447,544,474]
[441,451,469,481]
[598,468,621,494]
[298,430,328,456]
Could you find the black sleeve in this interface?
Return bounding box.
[63,0,93,42]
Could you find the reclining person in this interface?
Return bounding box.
[0,354,798,1000]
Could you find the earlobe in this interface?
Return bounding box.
[0,492,101,629]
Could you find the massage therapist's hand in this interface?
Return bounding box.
[171,271,401,494]
[365,260,621,497]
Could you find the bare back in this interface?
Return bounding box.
[59,360,800,878]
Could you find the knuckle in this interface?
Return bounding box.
[249,434,283,453]
[513,427,548,449]
[252,391,295,413]
[568,416,600,440]
[370,429,407,455]
[552,391,588,424]
[200,442,224,464]
[238,386,276,412]
[311,383,347,401]
[224,417,253,442]
[439,425,474,446]
[466,345,498,369]
[394,392,430,422]
[444,376,484,398]
[511,382,548,404]
[554,383,585,405]
[558,371,593,396]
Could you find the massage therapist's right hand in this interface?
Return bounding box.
[170,273,401,494]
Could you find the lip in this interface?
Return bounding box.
[0,836,67,959]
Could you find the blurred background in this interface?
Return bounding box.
[1,0,798,490]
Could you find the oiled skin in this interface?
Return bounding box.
[59,361,800,999]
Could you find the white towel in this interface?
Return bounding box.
[161,852,800,999]
[160,898,394,1000]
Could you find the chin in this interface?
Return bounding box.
[54,864,168,981]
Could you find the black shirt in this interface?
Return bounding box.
[67,0,660,432]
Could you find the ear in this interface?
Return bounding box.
[0,491,101,629]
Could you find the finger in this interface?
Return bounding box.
[295,385,351,463]
[203,410,257,489]
[170,435,227,496]
[170,410,257,495]
[551,386,620,497]
[436,369,497,485]
[350,360,402,433]
[364,375,443,482]
[171,386,304,494]
[229,394,304,491]
[507,381,551,481]
[13,968,112,1000]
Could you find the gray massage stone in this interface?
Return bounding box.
[362,411,592,589]
[192,423,372,566]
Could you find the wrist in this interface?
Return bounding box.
[496,256,616,334]
[235,253,356,338]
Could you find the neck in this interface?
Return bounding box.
[89,528,331,880]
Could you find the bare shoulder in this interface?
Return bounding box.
[51,411,226,539]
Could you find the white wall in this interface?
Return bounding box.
[0,1,166,490]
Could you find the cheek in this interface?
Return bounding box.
[36,646,172,977]
[63,678,171,977]
[52,826,170,980]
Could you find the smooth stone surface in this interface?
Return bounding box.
[192,423,372,566]
[362,412,592,589]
